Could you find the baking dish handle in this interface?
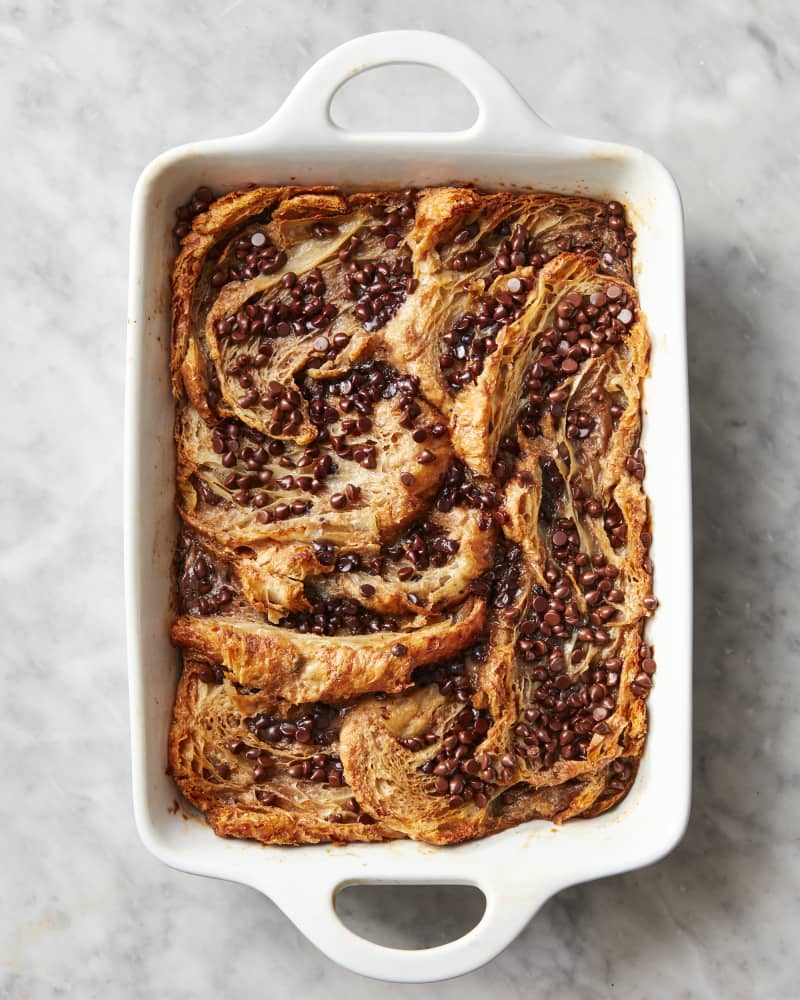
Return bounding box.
[267,872,557,983]
[257,30,560,150]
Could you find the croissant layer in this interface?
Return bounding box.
[168,184,656,845]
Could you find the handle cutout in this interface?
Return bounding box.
[334,884,486,950]
[329,64,479,133]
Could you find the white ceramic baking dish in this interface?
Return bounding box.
[125,30,691,983]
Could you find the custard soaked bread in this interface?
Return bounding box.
[168,184,657,845]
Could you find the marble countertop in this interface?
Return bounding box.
[2,0,797,996]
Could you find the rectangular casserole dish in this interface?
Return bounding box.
[125,30,691,983]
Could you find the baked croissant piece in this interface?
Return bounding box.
[168,183,657,845]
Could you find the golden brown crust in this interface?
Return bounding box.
[169,662,399,844]
[168,184,656,846]
[170,595,487,704]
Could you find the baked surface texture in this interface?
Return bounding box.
[168,184,657,845]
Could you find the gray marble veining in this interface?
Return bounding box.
[2,0,798,996]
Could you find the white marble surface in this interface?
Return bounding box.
[2,0,798,995]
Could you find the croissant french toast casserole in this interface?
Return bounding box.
[167,182,658,846]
